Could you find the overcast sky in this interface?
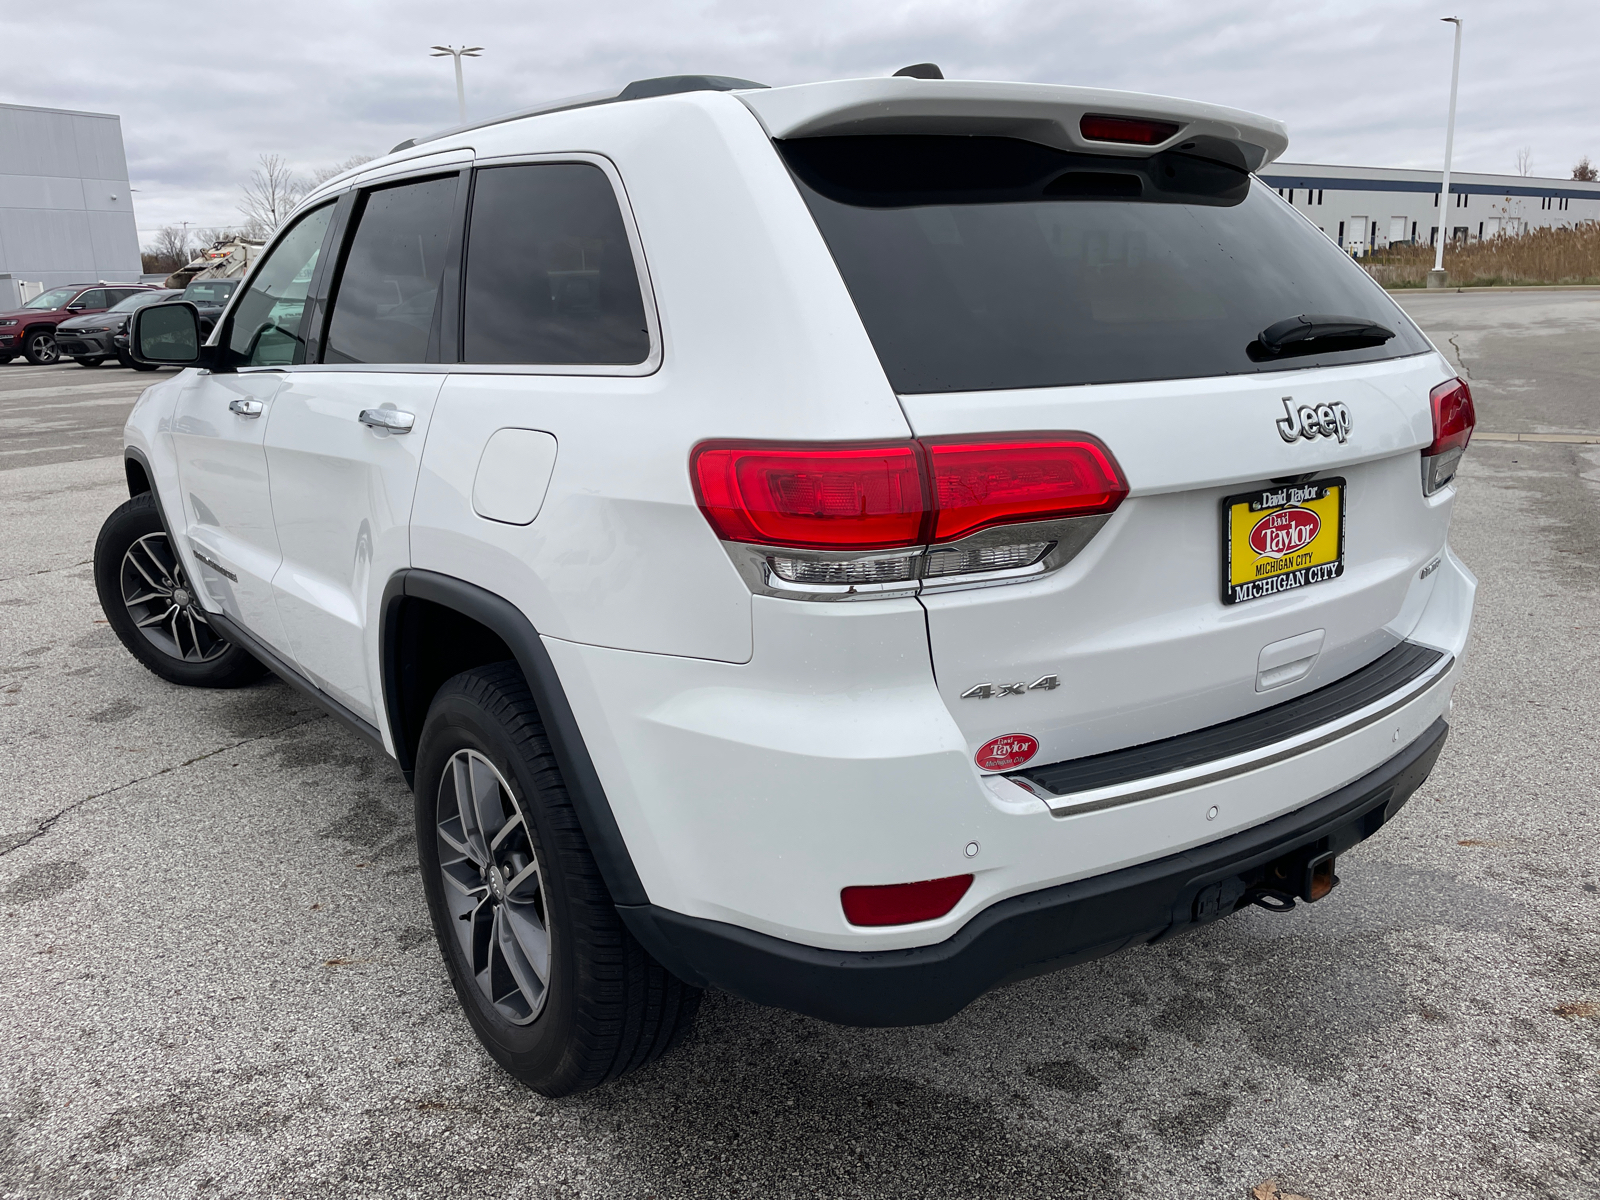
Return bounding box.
[9,0,1597,245]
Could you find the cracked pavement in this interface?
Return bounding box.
[2,296,1599,1200]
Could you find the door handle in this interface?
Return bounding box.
[228,398,264,418]
[358,408,415,434]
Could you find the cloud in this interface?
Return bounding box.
[3,0,1593,241]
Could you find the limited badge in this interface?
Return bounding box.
[975,733,1039,772]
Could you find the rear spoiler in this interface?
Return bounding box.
[739,78,1288,173]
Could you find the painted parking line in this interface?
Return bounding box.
[1474,431,1600,444]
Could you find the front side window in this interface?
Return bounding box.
[109,290,175,313]
[227,204,335,367]
[462,163,650,365]
[323,175,459,365]
[782,136,1431,394]
[22,287,80,310]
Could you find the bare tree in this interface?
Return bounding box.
[148,224,194,269]
[239,153,304,237]
[1515,146,1533,177]
[308,154,376,188]
[1573,156,1598,182]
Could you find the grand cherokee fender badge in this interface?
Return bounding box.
[1276,396,1351,444]
[975,733,1038,772]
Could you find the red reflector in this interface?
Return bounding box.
[841,874,973,926]
[927,437,1128,542]
[1426,377,1475,457]
[1079,113,1183,145]
[691,442,926,550]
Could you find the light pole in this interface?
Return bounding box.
[1429,17,1463,288]
[430,45,483,124]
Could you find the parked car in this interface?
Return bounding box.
[57,289,183,368]
[99,71,1477,1097]
[0,283,159,365]
[180,277,242,333]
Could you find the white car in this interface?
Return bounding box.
[98,69,1477,1096]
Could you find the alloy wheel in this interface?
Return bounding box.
[26,332,59,364]
[119,532,228,662]
[436,749,553,1024]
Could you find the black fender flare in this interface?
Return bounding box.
[380,569,648,907]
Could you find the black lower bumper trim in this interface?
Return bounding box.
[619,719,1448,1027]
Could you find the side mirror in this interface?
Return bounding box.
[66,304,85,312]
[129,301,211,368]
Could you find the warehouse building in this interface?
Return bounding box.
[0,101,142,309]
[1259,162,1600,256]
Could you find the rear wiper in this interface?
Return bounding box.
[1248,314,1395,362]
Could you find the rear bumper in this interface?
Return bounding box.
[621,717,1447,1026]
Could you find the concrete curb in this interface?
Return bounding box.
[1386,284,1600,294]
[1475,432,1600,444]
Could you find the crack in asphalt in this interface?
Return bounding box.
[0,714,327,857]
[1447,333,1474,380]
[0,557,94,585]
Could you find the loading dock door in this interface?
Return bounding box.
[1345,216,1368,255]
[1389,216,1409,245]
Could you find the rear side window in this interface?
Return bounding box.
[781,136,1431,394]
[324,175,459,365]
[74,289,109,309]
[462,163,650,365]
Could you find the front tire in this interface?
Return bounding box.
[93,493,266,688]
[23,330,59,365]
[74,355,107,368]
[415,663,700,1096]
[116,351,159,372]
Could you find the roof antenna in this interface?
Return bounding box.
[893,63,944,79]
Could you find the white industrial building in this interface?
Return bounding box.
[1259,162,1600,256]
[0,101,142,309]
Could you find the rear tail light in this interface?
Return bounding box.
[691,436,1126,594]
[1423,377,1475,495]
[1079,113,1183,145]
[690,443,925,550]
[841,874,973,926]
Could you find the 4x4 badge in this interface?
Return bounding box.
[961,675,1058,699]
[1276,396,1351,445]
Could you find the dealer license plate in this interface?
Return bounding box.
[1222,478,1345,605]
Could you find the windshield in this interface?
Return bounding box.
[183,280,239,305]
[22,287,81,310]
[110,290,176,313]
[781,135,1431,394]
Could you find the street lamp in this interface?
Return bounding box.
[1430,17,1463,288]
[431,45,484,124]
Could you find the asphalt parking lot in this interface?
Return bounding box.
[2,293,1598,1200]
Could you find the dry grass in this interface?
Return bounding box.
[1361,222,1600,288]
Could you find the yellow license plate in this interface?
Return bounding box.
[1222,478,1345,605]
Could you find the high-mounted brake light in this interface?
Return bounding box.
[1423,377,1475,495]
[841,874,973,926]
[1079,113,1183,146]
[692,436,1128,593]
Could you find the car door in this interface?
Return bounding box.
[169,203,337,656]
[262,171,465,724]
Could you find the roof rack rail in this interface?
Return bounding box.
[390,74,768,154]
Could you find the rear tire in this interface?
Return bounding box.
[23,330,58,365]
[415,662,700,1096]
[93,493,266,688]
[118,352,158,372]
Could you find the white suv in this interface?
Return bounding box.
[98,71,1477,1096]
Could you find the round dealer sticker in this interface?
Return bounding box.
[975,733,1038,772]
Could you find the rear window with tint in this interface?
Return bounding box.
[462,163,651,366]
[781,136,1431,394]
